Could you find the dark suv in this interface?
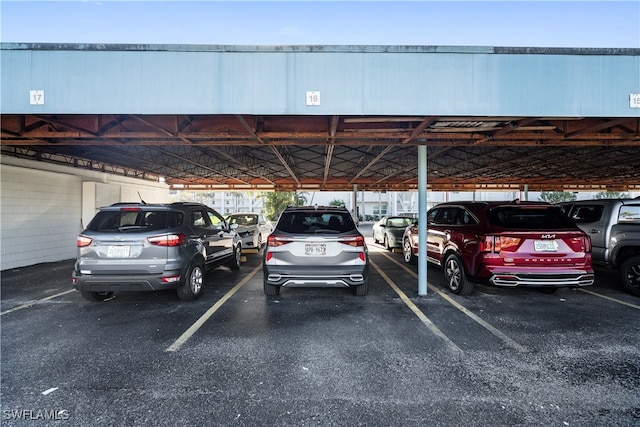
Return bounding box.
[402,201,594,295]
[73,202,242,302]
[263,205,369,296]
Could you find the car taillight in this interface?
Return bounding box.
[77,235,93,247]
[482,236,495,252]
[148,234,186,247]
[481,236,520,253]
[583,236,592,253]
[267,235,293,247]
[339,235,365,247]
[120,207,141,212]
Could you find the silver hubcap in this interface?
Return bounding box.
[403,241,411,262]
[446,259,461,290]
[190,267,203,294]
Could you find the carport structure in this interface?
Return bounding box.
[2,44,640,193]
[1,44,640,288]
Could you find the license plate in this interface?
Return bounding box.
[305,243,326,256]
[534,240,558,252]
[107,245,131,257]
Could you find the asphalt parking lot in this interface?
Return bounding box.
[1,224,639,427]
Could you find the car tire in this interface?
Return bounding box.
[227,244,242,270]
[256,233,263,248]
[620,255,640,297]
[177,262,204,301]
[263,277,280,296]
[444,254,473,295]
[80,290,114,302]
[353,279,369,296]
[403,238,416,264]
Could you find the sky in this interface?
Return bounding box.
[1,1,639,48]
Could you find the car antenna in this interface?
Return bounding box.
[138,192,147,205]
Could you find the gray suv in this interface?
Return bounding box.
[73,202,242,302]
[263,205,369,296]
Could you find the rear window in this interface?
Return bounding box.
[86,210,183,232]
[618,205,640,223]
[277,211,356,234]
[570,205,604,223]
[488,206,575,230]
[387,217,413,228]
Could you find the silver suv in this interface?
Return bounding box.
[73,202,242,302]
[263,205,369,296]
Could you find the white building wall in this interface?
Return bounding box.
[1,156,169,270]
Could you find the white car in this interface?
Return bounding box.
[226,212,273,249]
[372,216,413,250]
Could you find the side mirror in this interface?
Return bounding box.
[229,223,239,230]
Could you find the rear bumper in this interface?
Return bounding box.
[489,272,594,288]
[263,265,368,287]
[72,270,185,292]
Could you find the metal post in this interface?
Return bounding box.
[352,184,358,223]
[418,145,428,296]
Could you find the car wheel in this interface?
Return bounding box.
[80,290,114,302]
[444,254,473,295]
[227,244,241,270]
[256,233,263,248]
[263,277,280,296]
[353,279,369,296]
[177,262,204,301]
[620,255,640,297]
[403,238,416,264]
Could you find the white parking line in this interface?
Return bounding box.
[578,288,640,310]
[377,252,528,353]
[166,263,262,352]
[0,289,76,316]
[371,261,463,355]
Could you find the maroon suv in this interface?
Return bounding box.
[402,201,594,295]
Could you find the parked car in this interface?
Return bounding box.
[560,199,640,297]
[226,212,273,249]
[372,216,414,250]
[263,205,369,296]
[402,201,594,295]
[73,202,242,302]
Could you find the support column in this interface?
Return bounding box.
[418,145,428,296]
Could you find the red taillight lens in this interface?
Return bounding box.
[583,236,592,253]
[498,237,521,252]
[77,235,93,247]
[482,236,495,252]
[120,207,141,212]
[148,234,186,247]
[339,235,365,247]
[267,235,293,247]
[482,236,520,253]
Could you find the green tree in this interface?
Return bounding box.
[263,191,307,221]
[595,191,629,199]
[329,198,346,207]
[538,191,577,204]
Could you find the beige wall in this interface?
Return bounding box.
[1,156,169,270]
